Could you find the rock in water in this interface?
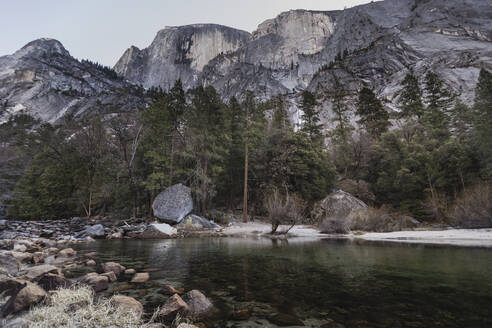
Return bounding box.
[152,184,193,224]
[181,290,214,318]
[78,224,106,238]
[158,294,189,322]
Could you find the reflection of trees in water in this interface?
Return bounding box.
[77,238,492,327]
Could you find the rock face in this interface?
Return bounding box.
[114,24,250,90]
[114,0,492,112]
[152,184,193,224]
[0,38,145,123]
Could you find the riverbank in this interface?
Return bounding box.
[354,228,492,247]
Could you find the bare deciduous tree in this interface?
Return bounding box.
[264,187,305,234]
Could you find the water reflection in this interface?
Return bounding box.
[75,238,492,328]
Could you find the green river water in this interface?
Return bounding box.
[74,238,492,328]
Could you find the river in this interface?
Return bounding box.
[75,237,492,328]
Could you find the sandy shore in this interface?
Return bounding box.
[222,222,326,238]
[354,229,492,247]
[222,222,492,247]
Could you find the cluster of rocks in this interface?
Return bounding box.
[0,184,223,242]
[0,236,214,327]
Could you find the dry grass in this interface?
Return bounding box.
[27,286,144,328]
[449,182,492,228]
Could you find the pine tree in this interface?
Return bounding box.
[398,72,424,119]
[473,68,492,178]
[356,87,390,139]
[327,76,354,175]
[298,90,324,144]
[422,71,454,140]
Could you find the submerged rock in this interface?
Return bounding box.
[182,289,214,318]
[100,262,126,276]
[152,184,193,224]
[131,272,150,283]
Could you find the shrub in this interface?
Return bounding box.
[449,182,492,228]
[264,188,305,234]
[320,217,351,234]
[349,207,420,232]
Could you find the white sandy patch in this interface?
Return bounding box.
[223,221,325,238]
[355,229,492,247]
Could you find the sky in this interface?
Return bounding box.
[1,0,372,67]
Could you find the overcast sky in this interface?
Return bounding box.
[1,0,372,66]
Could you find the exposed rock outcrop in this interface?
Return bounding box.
[114,24,250,90]
[0,38,145,123]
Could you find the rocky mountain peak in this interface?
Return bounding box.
[14,38,70,59]
[114,23,250,89]
[252,9,337,43]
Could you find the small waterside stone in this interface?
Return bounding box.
[80,272,109,292]
[131,272,150,283]
[38,273,73,291]
[25,264,60,281]
[124,268,136,275]
[101,271,117,282]
[1,282,46,316]
[158,294,189,322]
[76,224,105,238]
[111,295,144,318]
[182,290,214,318]
[100,262,126,276]
[58,248,76,257]
[86,259,96,266]
[268,313,304,326]
[160,284,184,295]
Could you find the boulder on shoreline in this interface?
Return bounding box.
[133,223,177,239]
[1,282,46,316]
[177,214,221,230]
[152,184,193,224]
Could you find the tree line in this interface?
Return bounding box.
[2,68,491,226]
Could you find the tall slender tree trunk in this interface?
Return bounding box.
[201,159,208,217]
[243,141,249,222]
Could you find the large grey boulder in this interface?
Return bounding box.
[152,184,193,224]
[313,190,368,234]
